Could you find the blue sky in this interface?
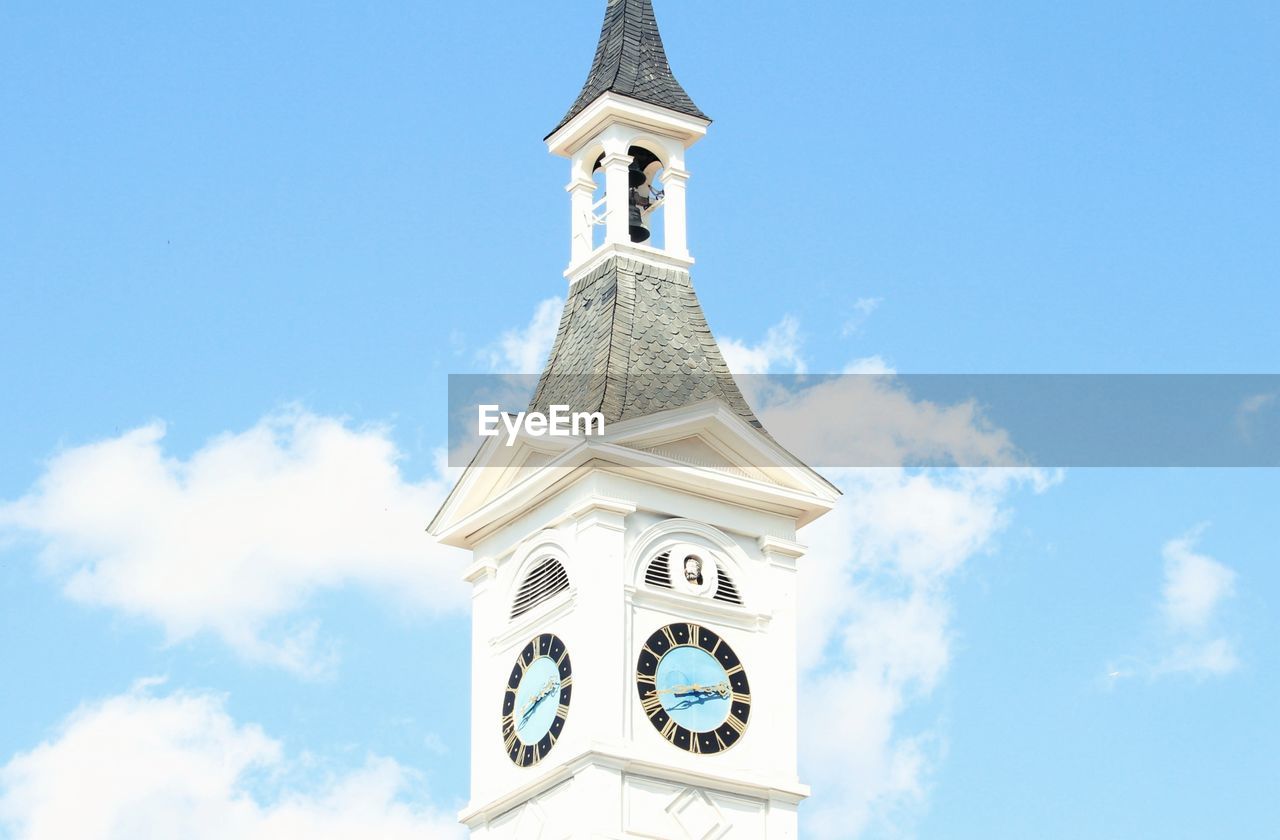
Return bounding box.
[1,2,1277,838]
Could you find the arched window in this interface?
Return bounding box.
[511,557,570,620]
[642,551,744,606]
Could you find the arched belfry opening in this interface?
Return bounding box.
[589,144,666,249]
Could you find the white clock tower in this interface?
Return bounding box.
[430,2,838,837]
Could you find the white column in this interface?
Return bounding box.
[661,167,690,259]
[600,152,633,245]
[566,175,596,266]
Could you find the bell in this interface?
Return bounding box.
[629,198,651,243]
[628,163,652,243]
[628,160,648,189]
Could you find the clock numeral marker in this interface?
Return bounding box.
[725,713,747,735]
[660,718,679,741]
[559,675,573,689]
[662,626,678,648]
[557,704,570,718]
[731,691,751,705]
[690,733,702,754]
[687,623,701,646]
[641,691,664,717]
[725,663,744,676]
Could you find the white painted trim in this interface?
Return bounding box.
[757,535,807,559]
[489,588,577,649]
[433,407,838,549]
[459,746,808,827]
[627,518,751,589]
[546,92,710,158]
[507,531,573,584]
[565,240,696,283]
[463,558,498,585]
[566,495,637,520]
[625,586,770,632]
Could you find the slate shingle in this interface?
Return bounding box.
[548,0,708,138]
[528,257,764,433]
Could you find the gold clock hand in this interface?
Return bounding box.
[518,677,559,721]
[653,681,730,699]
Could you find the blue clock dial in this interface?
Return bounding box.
[636,623,751,754]
[655,646,730,732]
[500,633,572,767]
[514,656,560,741]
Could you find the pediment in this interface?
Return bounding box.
[430,434,577,541]
[608,404,831,495]
[430,399,838,549]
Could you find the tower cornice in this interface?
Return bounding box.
[546,91,709,159]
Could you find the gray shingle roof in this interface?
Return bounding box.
[529,256,762,432]
[548,0,709,139]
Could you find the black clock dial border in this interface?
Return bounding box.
[500,632,573,768]
[635,622,751,755]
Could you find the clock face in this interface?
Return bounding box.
[500,633,572,767]
[635,623,751,754]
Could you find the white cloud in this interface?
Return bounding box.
[1155,529,1239,677]
[757,375,1022,469]
[484,297,563,373]
[0,684,463,840]
[0,410,468,674]
[1161,529,1236,632]
[841,296,883,337]
[798,467,1047,838]
[1157,638,1239,677]
[1234,391,1276,442]
[721,315,806,375]
[1109,528,1240,682]
[843,354,895,375]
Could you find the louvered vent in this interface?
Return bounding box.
[510,558,570,620]
[644,552,674,589]
[645,550,744,606]
[713,569,744,606]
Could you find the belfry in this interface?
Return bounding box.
[431,2,837,836]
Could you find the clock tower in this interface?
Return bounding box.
[430,2,838,837]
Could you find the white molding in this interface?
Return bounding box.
[566,495,637,520]
[566,240,695,283]
[459,746,808,827]
[757,535,807,570]
[433,401,838,549]
[489,588,578,649]
[463,558,498,585]
[546,92,709,158]
[626,518,752,587]
[507,530,574,583]
[625,586,770,633]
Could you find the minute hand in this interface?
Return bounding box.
[518,678,559,724]
[654,682,730,699]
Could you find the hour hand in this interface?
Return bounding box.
[655,681,729,699]
[518,678,558,727]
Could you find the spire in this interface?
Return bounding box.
[549,0,708,139]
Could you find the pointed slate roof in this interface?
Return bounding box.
[549,0,708,139]
[529,256,762,431]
